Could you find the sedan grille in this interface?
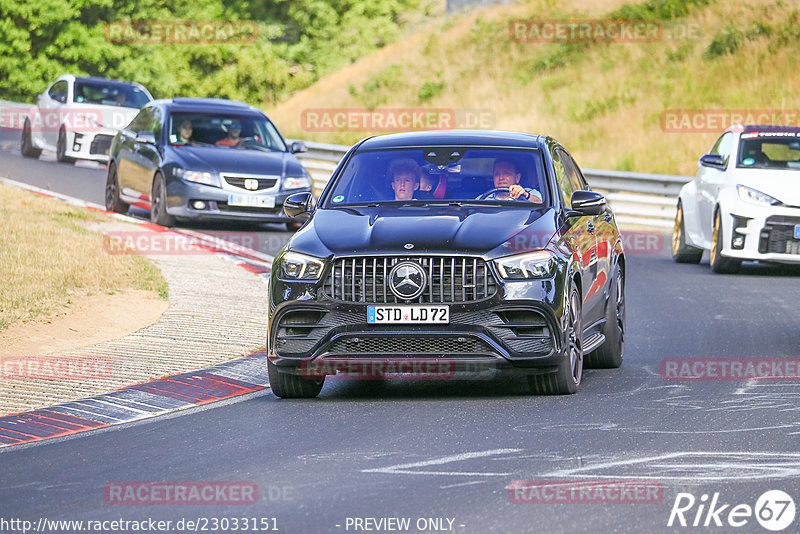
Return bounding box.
[223,175,279,191]
[323,256,497,303]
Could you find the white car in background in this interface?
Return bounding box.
[20,75,153,164]
[673,125,800,273]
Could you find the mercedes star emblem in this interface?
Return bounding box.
[388,261,427,300]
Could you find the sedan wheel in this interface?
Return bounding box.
[105,164,129,214]
[672,203,703,263]
[21,120,42,158]
[150,174,176,227]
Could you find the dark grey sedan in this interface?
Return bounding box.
[105,97,311,229]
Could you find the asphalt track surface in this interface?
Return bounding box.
[2,130,800,533]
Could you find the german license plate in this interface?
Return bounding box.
[367,305,449,324]
[795,225,800,239]
[228,194,275,208]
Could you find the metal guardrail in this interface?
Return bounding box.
[290,139,689,228]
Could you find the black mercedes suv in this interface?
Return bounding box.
[267,130,625,397]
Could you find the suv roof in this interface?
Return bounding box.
[156,97,259,114]
[357,130,546,150]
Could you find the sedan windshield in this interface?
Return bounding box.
[326,148,548,206]
[73,81,150,109]
[168,112,287,152]
[737,133,800,170]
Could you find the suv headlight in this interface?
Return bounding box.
[278,251,325,280]
[737,185,782,206]
[283,176,311,190]
[494,251,556,280]
[173,168,221,187]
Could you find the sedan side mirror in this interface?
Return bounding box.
[284,192,314,219]
[291,141,308,154]
[699,153,727,169]
[135,131,157,145]
[568,190,607,217]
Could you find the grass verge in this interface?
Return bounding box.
[0,183,168,329]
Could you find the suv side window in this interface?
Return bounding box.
[559,149,587,192]
[48,81,68,103]
[551,148,574,208]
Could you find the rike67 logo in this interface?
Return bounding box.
[668,490,796,531]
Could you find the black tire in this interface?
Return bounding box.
[105,164,129,214]
[56,127,75,163]
[585,264,625,369]
[710,211,740,274]
[268,360,324,398]
[528,285,582,394]
[150,173,176,227]
[20,119,42,158]
[672,202,703,264]
[285,221,303,232]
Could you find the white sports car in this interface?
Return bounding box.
[673,125,800,273]
[20,75,153,164]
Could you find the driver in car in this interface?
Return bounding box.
[489,159,542,203]
[216,120,243,146]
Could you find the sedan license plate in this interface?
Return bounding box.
[795,225,800,239]
[367,305,449,324]
[228,194,275,208]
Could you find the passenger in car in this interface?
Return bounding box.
[175,120,194,145]
[388,158,422,200]
[491,159,543,203]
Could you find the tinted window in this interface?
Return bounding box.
[49,81,68,103]
[559,149,586,192]
[551,149,574,208]
[167,112,286,152]
[73,81,150,109]
[148,107,163,141]
[737,132,800,170]
[325,148,547,206]
[710,132,734,159]
[127,108,152,133]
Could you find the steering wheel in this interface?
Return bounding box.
[476,187,511,200]
[238,137,260,147]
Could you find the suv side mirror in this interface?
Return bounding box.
[291,141,307,154]
[699,153,727,169]
[284,192,314,219]
[135,131,157,145]
[568,190,606,216]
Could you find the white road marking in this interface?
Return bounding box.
[362,448,522,476]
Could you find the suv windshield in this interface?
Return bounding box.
[73,81,150,109]
[168,112,287,152]
[737,132,800,170]
[326,148,548,206]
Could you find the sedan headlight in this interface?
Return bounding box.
[283,176,311,190]
[278,251,325,280]
[494,251,556,280]
[174,168,221,187]
[737,185,782,206]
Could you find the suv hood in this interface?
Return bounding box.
[289,206,559,259]
[173,146,305,177]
